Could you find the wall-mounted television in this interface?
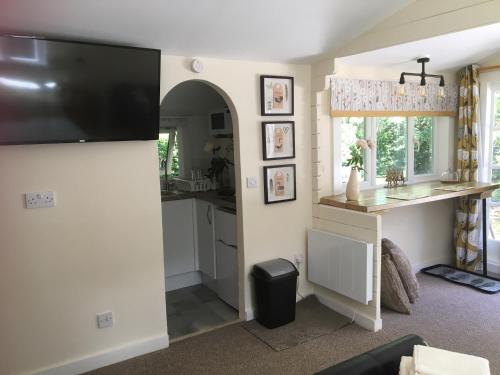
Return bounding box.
[0,36,160,145]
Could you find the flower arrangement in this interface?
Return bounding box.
[204,142,234,182]
[343,139,373,172]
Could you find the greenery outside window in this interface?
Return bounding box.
[413,116,435,176]
[158,129,180,177]
[340,117,367,183]
[335,116,438,191]
[376,117,407,185]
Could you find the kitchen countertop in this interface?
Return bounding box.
[161,190,236,211]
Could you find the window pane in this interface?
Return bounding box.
[340,117,366,183]
[157,130,180,177]
[489,206,500,240]
[495,91,500,129]
[414,116,434,175]
[491,92,500,204]
[492,131,500,167]
[489,92,500,240]
[491,169,500,202]
[376,117,407,185]
[158,133,170,176]
[171,133,180,176]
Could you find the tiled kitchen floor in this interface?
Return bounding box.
[166,284,239,340]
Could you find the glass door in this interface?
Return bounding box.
[488,90,500,246]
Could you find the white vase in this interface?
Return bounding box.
[346,168,360,201]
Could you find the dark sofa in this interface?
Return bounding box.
[316,334,426,375]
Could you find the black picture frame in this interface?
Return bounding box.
[263,164,297,204]
[260,75,294,116]
[262,121,295,161]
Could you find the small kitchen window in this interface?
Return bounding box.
[158,128,180,177]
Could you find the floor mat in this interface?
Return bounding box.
[243,295,351,351]
[421,264,500,294]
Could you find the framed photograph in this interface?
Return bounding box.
[263,164,296,204]
[262,121,295,160]
[260,75,294,116]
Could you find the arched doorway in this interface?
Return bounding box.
[158,80,243,340]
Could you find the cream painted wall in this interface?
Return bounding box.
[382,200,456,271]
[0,54,313,375]
[0,141,166,375]
[160,56,314,318]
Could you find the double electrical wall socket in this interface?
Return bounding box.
[97,311,113,329]
[25,191,55,209]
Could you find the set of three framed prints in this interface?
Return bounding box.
[260,75,296,204]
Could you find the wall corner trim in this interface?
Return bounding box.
[33,333,169,375]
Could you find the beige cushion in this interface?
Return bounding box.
[382,238,420,303]
[381,254,411,314]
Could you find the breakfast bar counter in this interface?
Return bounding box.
[319,181,500,213]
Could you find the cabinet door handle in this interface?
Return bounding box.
[217,238,237,249]
[206,205,212,225]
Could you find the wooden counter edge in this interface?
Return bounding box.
[319,183,500,213]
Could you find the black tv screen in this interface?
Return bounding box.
[0,36,160,145]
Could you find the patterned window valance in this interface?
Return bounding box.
[330,78,458,117]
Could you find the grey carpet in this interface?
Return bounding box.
[244,295,351,351]
[422,264,500,293]
[84,274,500,375]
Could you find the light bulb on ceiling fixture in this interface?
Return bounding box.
[438,86,446,98]
[398,74,405,96]
[438,76,446,98]
[418,85,426,97]
[418,77,426,97]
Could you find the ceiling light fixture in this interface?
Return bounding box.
[398,57,445,98]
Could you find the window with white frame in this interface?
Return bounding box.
[158,128,181,177]
[487,88,500,240]
[334,116,439,191]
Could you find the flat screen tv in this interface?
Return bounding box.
[0,36,160,145]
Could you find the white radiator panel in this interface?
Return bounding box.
[308,229,373,304]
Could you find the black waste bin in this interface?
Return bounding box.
[252,258,299,329]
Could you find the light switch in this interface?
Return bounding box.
[246,176,257,188]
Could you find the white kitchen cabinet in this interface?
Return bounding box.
[195,199,216,278]
[215,207,238,309]
[162,199,196,277]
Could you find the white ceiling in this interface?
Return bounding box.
[335,22,500,72]
[0,0,412,63]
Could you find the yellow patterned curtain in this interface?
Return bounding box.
[455,65,481,271]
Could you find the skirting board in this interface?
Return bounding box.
[33,333,169,375]
[166,271,202,292]
[412,255,453,274]
[316,294,382,332]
